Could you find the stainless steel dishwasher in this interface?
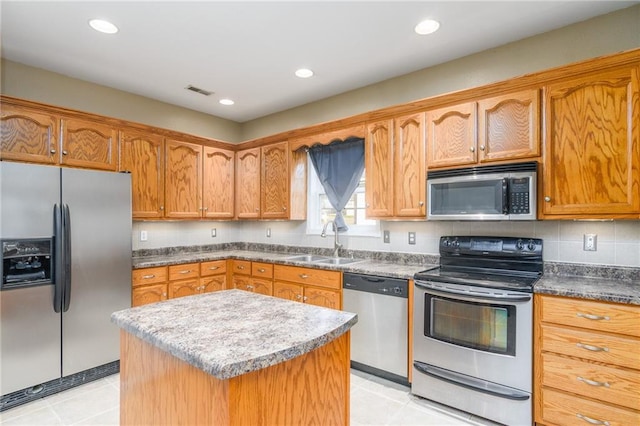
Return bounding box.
[343,272,408,385]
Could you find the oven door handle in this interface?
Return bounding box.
[413,361,530,401]
[414,281,531,303]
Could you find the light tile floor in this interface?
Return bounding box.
[0,370,499,425]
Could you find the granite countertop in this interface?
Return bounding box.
[111,289,358,380]
[536,274,640,305]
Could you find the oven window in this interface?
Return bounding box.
[425,294,516,356]
[430,179,503,215]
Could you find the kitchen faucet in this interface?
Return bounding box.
[321,220,342,258]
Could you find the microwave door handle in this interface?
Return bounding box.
[502,178,509,214]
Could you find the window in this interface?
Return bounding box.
[307,156,380,236]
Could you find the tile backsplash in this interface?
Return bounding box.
[132,220,640,268]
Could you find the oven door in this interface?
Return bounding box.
[413,280,532,392]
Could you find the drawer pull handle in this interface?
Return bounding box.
[577,376,610,388]
[208,266,219,270]
[179,270,191,274]
[576,413,610,426]
[576,342,609,352]
[299,274,309,279]
[577,312,610,321]
[237,265,245,270]
[258,268,266,273]
[142,274,155,279]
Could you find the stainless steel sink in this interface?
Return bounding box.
[285,254,329,262]
[314,257,362,265]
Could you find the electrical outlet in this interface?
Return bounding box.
[140,230,148,241]
[383,230,390,244]
[211,228,217,238]
[408,232,416,245]
[266,228,271,238]
[583,234,597,251]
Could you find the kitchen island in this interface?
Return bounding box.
[111,289,357,425]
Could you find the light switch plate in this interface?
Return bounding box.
[583,234,597,251]
[383,230,390,243]
[266,228,271,238]
[408,232,416,245]
[211,228,217,238]
[140,230,148,241]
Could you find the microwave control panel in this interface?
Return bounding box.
[508,178,530,214]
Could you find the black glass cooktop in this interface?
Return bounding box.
[414,266,541,292]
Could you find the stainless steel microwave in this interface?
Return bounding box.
[427,162,537,221]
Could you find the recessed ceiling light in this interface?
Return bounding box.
[89,19,118,34]
[219,99,234,106]
[414,19,440,35]
[295,68,314,78]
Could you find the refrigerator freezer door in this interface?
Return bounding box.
[60,168,131,377]
[0,162,62,395]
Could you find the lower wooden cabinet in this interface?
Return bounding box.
[232,260,273,296]
[534,294,640,426]
[273,265,341,309]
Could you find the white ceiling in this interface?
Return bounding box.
[1,1,637,123]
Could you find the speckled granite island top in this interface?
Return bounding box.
[111,289,358,379]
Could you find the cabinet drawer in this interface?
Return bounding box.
[168,263,199,281]
[541,324,640,370]
[540,387,640,426]
[542,353,640,411]
[251,262,273,279]
[200,260,226,276]
[232,260,251,275]
[274,265,341,289]
[132,266,168,287]
[540,296,640,337]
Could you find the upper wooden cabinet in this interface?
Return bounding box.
[1,104,118,170]
[261,141,289,219]
[202,146,235,219]
[1,103,58,164]
[426,89,540,169]
[235,147,261,219]
[542,66,640,218]
[119,130,165,218]
[165,139,202,219]
[366,113,425,218]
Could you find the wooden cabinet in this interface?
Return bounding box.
[542,66,640,218]
[202,146,234,218]
[366,114,426,218]
[199,260,227,293]
[273,265,341,309]
[165,140,202,219]
[119,130,165,218]
[232,260,273,296]
[1,103,58,164]
[261,141,289,219]
[60,118,118,170]
[426,89,540,169]
[534,294,640,426]
[235,147,261,219]
[132,266,168,307]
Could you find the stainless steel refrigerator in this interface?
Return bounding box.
[0,161,131,410]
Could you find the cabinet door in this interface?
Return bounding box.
[394,113,426,217]
[477,89,540,163]
[0,104,58,164]
[168,279,199,299]
[543,67,640,216]
[200,275,226,293]
[261,141,289,219]
[132,283,167,307]
[119,130,165,218]
[202,146,234,218]
[233,275,251,292]
[365,119,394,218]
[426,102,477,168]
[60,118,118,170]
[304,287,341,310]
[235,147,261,219]
[250,278,273,296]
[165,140,202,218]
[273,281,303,302]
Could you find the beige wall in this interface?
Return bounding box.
[241,4,640,140]
[0,59,243,142]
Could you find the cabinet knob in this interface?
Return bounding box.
[62,150,68,155]
[50,149,56,154]
[255,208,260,212]
[247,285,254,290]
[479,145,485,151]
[203,207,208,211]
[366,203,370,208]
[162,292,167,297]
[296,294,303,300]
[160,206,164,210]
[544,196,551,202]
[303,296,308,302]
[237,265,245,270]
[419,201,424,206]
[283,206,287,211]
[469,147,475,153]
[258,268,266,273]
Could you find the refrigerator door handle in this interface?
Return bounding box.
[53,204,64,313]
[62,204,72,312]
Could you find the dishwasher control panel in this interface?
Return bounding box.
[343,273,408,298]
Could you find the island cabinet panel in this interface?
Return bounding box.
[0,103,58,164]
[165,139,202,219]
[202,146,234,218]
[119,328,350,426]
[119,130,165,218]
[235,147,261,219]
[365,119,394,218]
[542,65,640,218]
[477,89,540,163]
[131,266,168,307]
[261,141,289,219]
[534,294,640,426]
[425,102,477,168]
[60,118,118,170]
[394,113,426,217]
